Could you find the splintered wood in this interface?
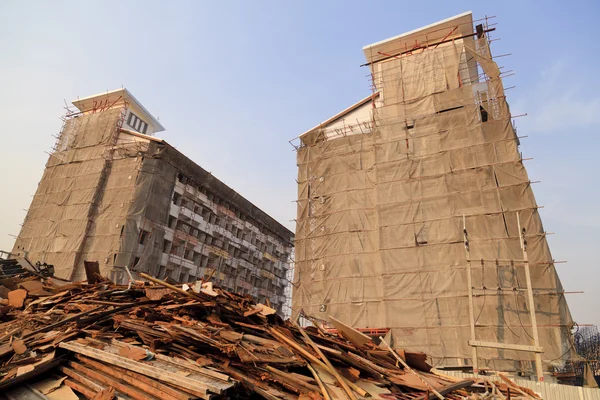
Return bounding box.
[0,273,539,399]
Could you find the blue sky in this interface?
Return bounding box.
[0,0,598,327]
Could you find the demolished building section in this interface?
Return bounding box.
[292,12,574,372]
[11,89,293,314]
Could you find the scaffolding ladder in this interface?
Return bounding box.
[463,212,545,382]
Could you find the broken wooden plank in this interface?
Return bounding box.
[293,322,359,400]
[306,362,332,400]
[266,365,321,393]
[220,363,297,400]
[60,365,106,393]
[76,355,195,400]
[328,316,372,347]
[64,378,98,399]
[11,339,27,355]
[269,326,368,398]
[83,261,102,284]
[8,289,27,308]
[68,361,162,400]
[59,341,213,398]
[436,379,475,398]
[91,339,233,393]
[499,374,535,399]
[46,385,79,400]
[30,376,67,394]
[72,357,192,400]
[379,336,443,400]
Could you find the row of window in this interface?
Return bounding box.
[174,192,248,240]
[176,173,284,241]
[126,112,148,134]
[172,194,285,257]
[141,226,286,277]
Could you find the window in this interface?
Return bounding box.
[139,230,149,245]
[162,239,172,254]
[479,105,489,122]
[172,192,182,206]
[127,112,148,134]
[179,271,188,283]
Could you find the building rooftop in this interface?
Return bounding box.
[72,88,165,133]
[298,92,379,139]
[362,11,474,64]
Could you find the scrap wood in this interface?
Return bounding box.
[0,272,543,400]
[144,287,173,301]
[293,321,359,400]
[64,378,99,399]
[74,355,195,400]
[306,363,332,400]
[68,360,173,400]
[139,272,206,300]
[67,360,202,400]
[93,387,118,400]
[8,289,27,308]
[328,316,372,347]
[484,378,506,400]
[59,340,226,397]
[266,365,321,393]
[60,365,107,393]
[18,280,51,296]
[118,344,152,361]
[243,307,263,317]
[30,375,67,394]
[11,338,26,355]
[270,327,368,397]
[46,384,79,400]
[192,281,218,297]
[499,374,538,399]
[379,336,444,400]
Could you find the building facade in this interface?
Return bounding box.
[292,12,574,372]
[12,89,294,314]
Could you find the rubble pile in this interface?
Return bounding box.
[0,271,539,399]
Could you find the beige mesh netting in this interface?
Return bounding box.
[293,37,573,370]
[11,105,170,282]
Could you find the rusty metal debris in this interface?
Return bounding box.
[0,271,539,399]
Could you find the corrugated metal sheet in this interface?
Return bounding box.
[440,370,600,400]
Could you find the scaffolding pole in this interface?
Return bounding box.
[463,215,479,374]
[517,212,545,382]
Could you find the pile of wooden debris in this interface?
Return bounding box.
[0,271,540,399]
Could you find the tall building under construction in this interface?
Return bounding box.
[292,12,574,374]
[11,89,294,314]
